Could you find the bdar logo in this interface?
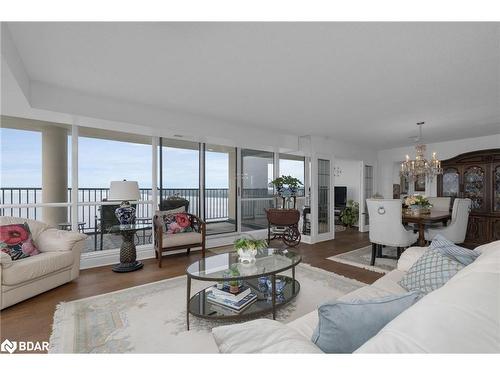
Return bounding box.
[1,339,17,354]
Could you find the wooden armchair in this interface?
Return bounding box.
[153,212,206,267]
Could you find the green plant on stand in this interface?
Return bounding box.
[340,200,359,228]
[270,175,303,208]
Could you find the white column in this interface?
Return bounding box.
[42,125,68,226]
[152,136,159,215]
[71,124,79,231]
[228,148,237,222]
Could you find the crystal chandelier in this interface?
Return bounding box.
[400,122,443,182]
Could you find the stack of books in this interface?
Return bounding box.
[206,285,257,313]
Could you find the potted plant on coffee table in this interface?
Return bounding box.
[234,236,267,263]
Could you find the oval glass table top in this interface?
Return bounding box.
[186,248,301,281]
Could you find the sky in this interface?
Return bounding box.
[1,128,304,189]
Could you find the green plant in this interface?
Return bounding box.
[340,200,359,227]
[270,175,303,193]
[233,236,267,251]
[228,265,240,287]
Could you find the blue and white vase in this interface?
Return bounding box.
[115,201,136,225]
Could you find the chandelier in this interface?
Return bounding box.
[400,122,443,182]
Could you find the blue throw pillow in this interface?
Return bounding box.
[311,291,421,353]
[399,248,464,294]
[429,234,480,266]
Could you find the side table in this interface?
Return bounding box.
[109,224,150,272]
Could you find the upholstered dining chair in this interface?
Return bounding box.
[366,199,418,266]
[425,198,471,244]
[427,197,452,212]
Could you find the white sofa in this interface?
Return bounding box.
[0,217,87,309]
[213,240,500,353]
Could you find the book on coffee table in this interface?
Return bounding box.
[206,290,257,312]
[207,285,251,302]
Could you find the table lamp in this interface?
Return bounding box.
[108,180,140,224]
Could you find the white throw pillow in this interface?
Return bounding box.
[212,319,323,353]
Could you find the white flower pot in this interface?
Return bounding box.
[237,248,257,263]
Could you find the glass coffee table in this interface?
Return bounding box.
[186,248,301,330]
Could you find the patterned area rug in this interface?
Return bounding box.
[327,246,398,274]
[49,263,365,353]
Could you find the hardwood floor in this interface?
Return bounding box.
[0,228,380,350]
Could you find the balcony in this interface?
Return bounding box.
[0,187,276,252]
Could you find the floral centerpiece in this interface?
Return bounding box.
[233,236,267,263]
[404,195,432,215]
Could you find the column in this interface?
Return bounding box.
[42,125,68,225]
[228,149,237,223]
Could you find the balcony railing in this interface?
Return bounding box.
[0,187,305,235]
[1,187,231,233]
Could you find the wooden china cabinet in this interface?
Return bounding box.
[437,149,500,248]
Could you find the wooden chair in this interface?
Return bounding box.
[153,212,206,267]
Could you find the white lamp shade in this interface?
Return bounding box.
[108,180,140,201]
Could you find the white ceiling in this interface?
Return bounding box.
[5,22,500,149]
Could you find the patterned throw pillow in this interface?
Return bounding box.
[163,213,194,235]
[0,222,40,260]
[429,234,480,266]
[399,248,464,295]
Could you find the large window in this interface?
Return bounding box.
[160,138,200,217]
[241,149,274,231]
[205,144,237,235]
[78,127,152,252]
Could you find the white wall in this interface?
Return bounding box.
[377,134,500,198]
[334,159,361,204]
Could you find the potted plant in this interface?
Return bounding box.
[228,267,241,294]
[340,200,359,227]
[404,195,432,215]
[233,236,267,263]
[270,175,303,209]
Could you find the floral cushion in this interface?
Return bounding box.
[0,223,40,260]
[163,213,194,235]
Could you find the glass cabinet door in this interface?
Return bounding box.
[494,165,500,212]
[442,167,460,198]
[318,159,330,234]
[463,165,486,211]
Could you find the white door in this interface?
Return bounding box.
[359,162,374,232]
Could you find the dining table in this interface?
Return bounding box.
[402,210,452,247]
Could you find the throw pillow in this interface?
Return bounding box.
[399,248,464,294]
[0,222,40,260]
[163,212,194,234]
[311,291,421,353]
[429,234,480,266]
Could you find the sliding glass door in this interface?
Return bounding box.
[241,149,275,231]
[204,144,237,235]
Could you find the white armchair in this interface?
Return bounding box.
[0,217,86,309]
[366,199,418,266]
[425,198,471,244]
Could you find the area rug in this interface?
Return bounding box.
[327,246,398,274]
[49,263,365,353]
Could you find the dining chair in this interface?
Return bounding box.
[425,198,471,244]
[366,199,418,266]
[427,197,452,212]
